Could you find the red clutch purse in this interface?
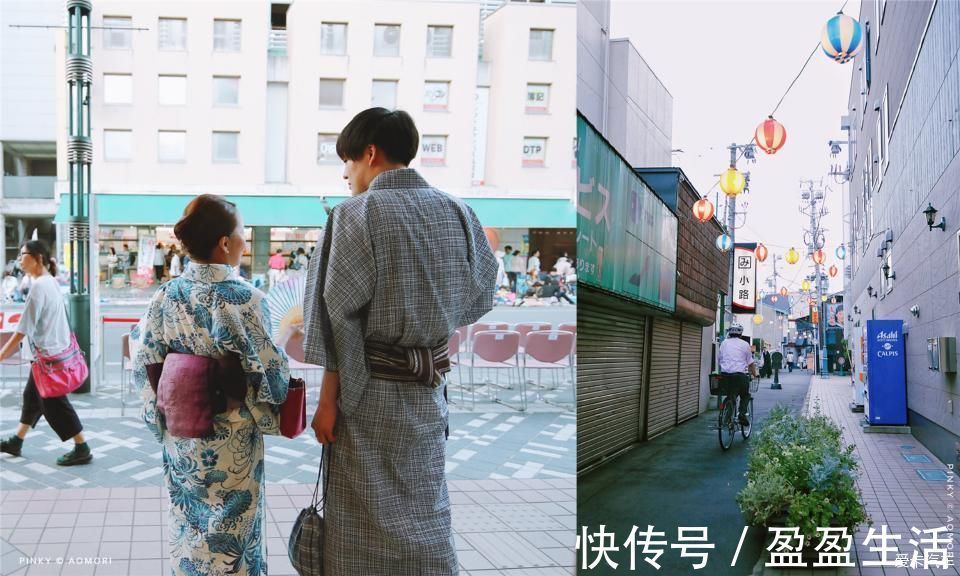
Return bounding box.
[280,377,307,439]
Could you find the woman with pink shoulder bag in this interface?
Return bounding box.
[0,240,91,466]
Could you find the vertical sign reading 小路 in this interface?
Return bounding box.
[732,243,757,313]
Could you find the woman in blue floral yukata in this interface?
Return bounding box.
[132,195,290,576]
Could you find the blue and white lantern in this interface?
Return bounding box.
[716,234,733,252]
[836,245,847,260]
[821,13,863,64]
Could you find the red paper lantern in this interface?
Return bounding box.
[780,287,788,297]
[755,116,787,154]
[692,197,715,223]
[755,243,769,262]
[829,264,838,277]
[812,249,826,265]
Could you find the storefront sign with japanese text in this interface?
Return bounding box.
[732,243,757,313]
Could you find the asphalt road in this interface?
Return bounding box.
[577,370,813,576]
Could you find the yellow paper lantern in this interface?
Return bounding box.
[753,314,763,325]
[821,295,828,302]
[801,279,811,291]
[719,167,746,197]
[785,247,800,264]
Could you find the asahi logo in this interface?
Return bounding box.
[876,330,899,342]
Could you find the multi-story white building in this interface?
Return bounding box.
[53,0,575,288]
[1,0,61,269]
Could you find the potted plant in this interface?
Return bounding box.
[737,405,869,550]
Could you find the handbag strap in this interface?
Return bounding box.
[311,443,332,511]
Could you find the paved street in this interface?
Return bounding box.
[0,303,576,575]
[577,370,812,576]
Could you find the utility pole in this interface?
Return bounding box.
[726,144,738,321]
[800,180,828,377]
[66,0,92,392]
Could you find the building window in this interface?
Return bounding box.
[158,130,186,163]
[104,74,133,104]
[319,79,345,108]
[317,133,339,164]
[426,26,453,58]
[371,80,398,110]
[420,135,447,166]
[423,81,450,111]
[212,131,239,163]
[103,16,132,50]
[528,29,554,61]
[526,83,550,113]
[213,19,241,52]
[523,137,547,167]
[158,75,186,106]
[374,24,401,57]
[881,85,890,173]
[158,18,187,51]
[213,76,240,106]
[104,130,132,161]
[320,22,347,55]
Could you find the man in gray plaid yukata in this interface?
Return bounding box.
[303,108,498,575]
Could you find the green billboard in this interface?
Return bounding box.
[576,115,677,311]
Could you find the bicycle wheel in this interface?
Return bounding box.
[718,397,735,450]
[741,398,754,439]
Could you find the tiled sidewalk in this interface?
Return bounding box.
[0,478,575,576]
[753,375,957,576]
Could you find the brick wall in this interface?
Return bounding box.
[676,177,727,312]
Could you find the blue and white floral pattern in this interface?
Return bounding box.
[132,263,290,576]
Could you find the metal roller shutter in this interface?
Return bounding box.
[646,318,682,439]
[577,289,647,473]
[677,323,703,422]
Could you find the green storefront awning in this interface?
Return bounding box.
[54,194,576,228]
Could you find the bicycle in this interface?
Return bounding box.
[711,373,759,450]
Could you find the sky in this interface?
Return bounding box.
[610,0,861,297]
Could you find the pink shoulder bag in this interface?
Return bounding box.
[31,333,89,399]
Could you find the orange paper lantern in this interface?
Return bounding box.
[755,243,769,262]
[812,250,826,265]
[755,116,787,154]
[692,197,715,223]
[829,264,838,277]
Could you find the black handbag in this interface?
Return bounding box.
[288,445,329,575]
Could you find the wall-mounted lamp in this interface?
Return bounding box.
[881,262,896,280]
[910,304,920,318]
[867,285,878,298]
[853,305,860,314]
[923,203,947,231]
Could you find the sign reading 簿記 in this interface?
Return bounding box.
[732,243,757,313]
[575,114,677,311]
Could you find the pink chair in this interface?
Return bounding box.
[120,333,138,416]
[467,322,510,351]
[447,331,463,405]
[557,323,576,335]
[512,322,553,348]
[523,330,576,406]
[284,327,324,384]
[469,330,524,411]
[0,331,28,396]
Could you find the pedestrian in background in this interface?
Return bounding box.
[527,249,541,279]
[503,245,516,292]
[268,248,286,288]
[786,349,795,372]
[509,249,525,293]
[0,240,92,466]
[771,348,783,384]
[153,241,166,282]
[169,247,182,278]
[761,346,772,379]
[132,195,290,576]
[304,107,498,574]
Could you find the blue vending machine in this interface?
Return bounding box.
[865,319,908,425]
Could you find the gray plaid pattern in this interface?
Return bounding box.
[302,168,497,575]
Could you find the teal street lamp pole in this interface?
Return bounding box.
[66,0,92,393]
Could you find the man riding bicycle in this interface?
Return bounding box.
[718,323,757,426]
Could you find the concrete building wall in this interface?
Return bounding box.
[575,0,609,133]
[845,0,960,466]
[606,40,672,168]
[1,0,61,141]
[483,2,575,196]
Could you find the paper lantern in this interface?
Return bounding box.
[801,279,811,291]
[716,234,733,252]
[821,13,864,64]
[821,295,829,302]
[719,168,745,197]
[754,116,787,154]
[785,247,800,264]
[812,250,826,265]
[692,197,715,223]
[753,314,763,325]
[829,264,838,277]
[755,243,769,262]
[780,287,788,297]
[836,245,846,260]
